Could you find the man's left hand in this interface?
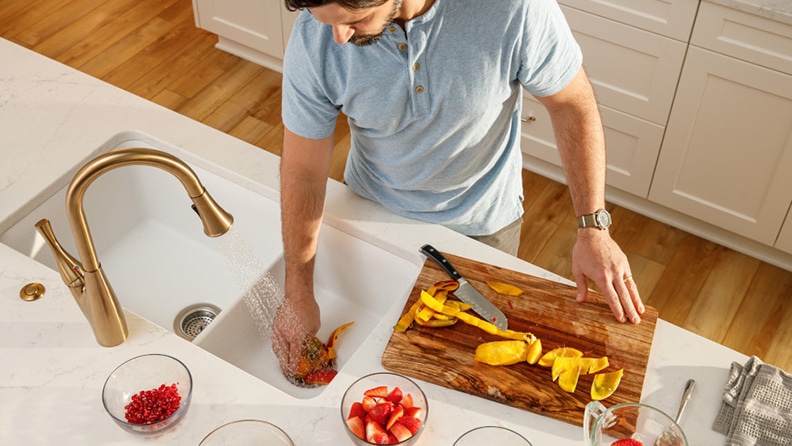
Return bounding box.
[572,229,645,324]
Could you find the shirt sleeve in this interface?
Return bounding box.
[517,0,583,97]
[281,12,341,140]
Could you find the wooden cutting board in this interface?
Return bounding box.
[381,251,658,427]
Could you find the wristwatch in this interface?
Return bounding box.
[578,209,611,230]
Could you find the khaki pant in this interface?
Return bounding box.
[469,217,523,257]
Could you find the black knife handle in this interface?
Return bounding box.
[420,244,463,281]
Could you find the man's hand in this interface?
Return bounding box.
[572,228,644,324]
[271,292,322,376]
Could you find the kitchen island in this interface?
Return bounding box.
[0,37,745,444]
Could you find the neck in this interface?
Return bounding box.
[394,0,436,26]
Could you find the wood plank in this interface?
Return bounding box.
[11,0,108,47]
[54,0,180,68]
[31,0,140,59]
[382,251,658,427]
[721,263,792,359]
[683,249,759,342]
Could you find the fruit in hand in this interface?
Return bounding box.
[346,384,423,444]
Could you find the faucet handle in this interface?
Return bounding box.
[34,219,85,289]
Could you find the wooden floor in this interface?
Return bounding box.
[3,0,790,371]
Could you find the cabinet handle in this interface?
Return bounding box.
[521,115,536,123]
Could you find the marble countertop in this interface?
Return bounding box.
[0,37,746,444]
[708,0,792,26]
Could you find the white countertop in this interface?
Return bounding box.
[0,38,746,445]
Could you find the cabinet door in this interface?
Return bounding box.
[559,0,698,42]
[649,47,792,246]
[561,6,687,125]
[521,95,665,197]
[194,0,284,59]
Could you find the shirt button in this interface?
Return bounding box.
[413,63,420,71]
[398,43,407,51]
[389,27,397,33]
[415,86,424,93]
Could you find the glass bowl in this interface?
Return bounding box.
[102,354,192,434]
[341,372,428,445]
[454,426,533,445]
[199,419,294,445]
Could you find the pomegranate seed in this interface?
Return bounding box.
[124,383,181,424]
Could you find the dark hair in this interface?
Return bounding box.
[284,0,389,12]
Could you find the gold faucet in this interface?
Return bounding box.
[35,148,234,347]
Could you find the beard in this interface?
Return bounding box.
[349,0,403,47]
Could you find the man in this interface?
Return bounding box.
[274,0,645,376]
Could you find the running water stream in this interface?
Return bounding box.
[213,228,312,375]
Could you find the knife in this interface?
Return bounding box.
[420,244,509,331]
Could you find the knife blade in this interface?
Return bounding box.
[420,244,509,331]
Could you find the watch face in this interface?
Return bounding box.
[596,209,612,228]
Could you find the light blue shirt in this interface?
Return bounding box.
[282,0,582,235]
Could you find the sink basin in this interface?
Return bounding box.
[196,223,418,399]
[0,132,283,335]
[0,131,421,399]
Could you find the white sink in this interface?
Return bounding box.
[0,131,421,399]
[196,224,419,399]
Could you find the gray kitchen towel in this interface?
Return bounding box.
[713,356,792,445]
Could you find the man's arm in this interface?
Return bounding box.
[273,127,335,374]
[535,67,644,324]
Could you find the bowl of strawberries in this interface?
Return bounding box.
[341,372,428,445]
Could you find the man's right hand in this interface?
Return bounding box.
[271,292,322,377]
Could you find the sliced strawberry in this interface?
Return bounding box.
[364,385,390,398]
[348,401,366,420]
[303,368,337,385]
[385,386,403,403]
[404,406,422,418]
[385,405,404,430]
[398,393,414,409]
[368,402,393,425]
[611,440,643,446]
[366,421,389,444]
[389,421,413,442]
[362,395,378,412]
[397,416,422,435]
[387,433,399,444]
[346,416,365,440]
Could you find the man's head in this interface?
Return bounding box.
[285,0,403,47]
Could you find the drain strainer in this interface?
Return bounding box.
[174,303,221,341]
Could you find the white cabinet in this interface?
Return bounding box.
[648,46,792,246]
[649,2,792,250]
[192,0,297,72]
[520,2,690,198]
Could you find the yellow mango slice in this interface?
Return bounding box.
[586,356,609,374]
[539,347,583,367]
[551,356,581,381]
[485,280,524,297]
[558,364,583,393]
[474,340,528,366]
[526,338,543,365]
[591,369,624,400]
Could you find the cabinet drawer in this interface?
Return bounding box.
[520,95,664,198]
[559,0,698,41]
[692,1,792,74]
[562,6,687,125]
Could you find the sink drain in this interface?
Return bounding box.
[174,303,221,341]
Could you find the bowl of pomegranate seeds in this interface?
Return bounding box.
[341,372,428,445]
[102,354,193,434]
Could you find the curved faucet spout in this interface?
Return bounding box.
[35,148,234,347]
